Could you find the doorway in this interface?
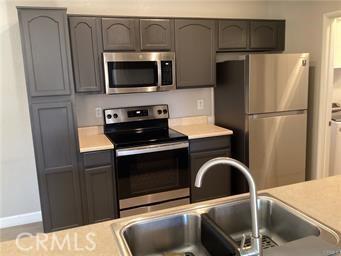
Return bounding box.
[316,11,341,178]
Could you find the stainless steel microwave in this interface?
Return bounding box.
[103,52,176,94]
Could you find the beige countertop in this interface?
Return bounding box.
[78,126,114,153]
[169,116,233,139]
[1,175,341,255]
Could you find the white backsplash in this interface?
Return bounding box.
[75,88,213,127]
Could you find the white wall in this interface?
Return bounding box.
[334,69,341,102]
[0,0,269,221]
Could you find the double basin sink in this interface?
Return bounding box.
[112,195,340,255]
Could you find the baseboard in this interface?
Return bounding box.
[0,211,42,229]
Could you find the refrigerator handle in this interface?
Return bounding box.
[251,110,307,119]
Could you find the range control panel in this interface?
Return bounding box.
[104,105,169,124]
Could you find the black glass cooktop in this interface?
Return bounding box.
[105,128,188,148]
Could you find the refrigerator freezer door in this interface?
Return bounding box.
[249,111,307,190]
[248,53,309,114]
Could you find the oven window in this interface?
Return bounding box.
[108,61,158,88]
[116,148,189,199]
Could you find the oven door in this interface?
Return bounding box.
[115,141,190,210]
[104,52,160,94]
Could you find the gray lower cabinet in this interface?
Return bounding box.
[250,20,285,50]
[69,17,103,93]
[190,136,231,203]
[31,100,83,232]
[81,151,118,224]
[102,18,138,51]
[140,19,173,51]
[175,19,216,88]
[17,8,73,97]
[217,20,249,50]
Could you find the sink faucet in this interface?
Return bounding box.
[194,157,263,256]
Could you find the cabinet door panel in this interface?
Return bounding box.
[191,149,231,203]
[102,18,138,51]
[42,170,82,231]
[31,100,82,231]
[85,165,116,223]
[140,19,172,50]
[18,9,72,96]
[69,17,102,92]
[218,20,249,50]
[175,19,216,88]
[250,21,285,50]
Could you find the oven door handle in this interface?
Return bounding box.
[116,141,189,157]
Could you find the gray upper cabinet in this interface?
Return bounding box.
[31,100,83,232]
[140,19,173,50]
[69,17,102,92]
[218,20,249,50]
[17,8,73,96]
[175,19,216,88]
[250,20,285,50]
[102,18,138,51]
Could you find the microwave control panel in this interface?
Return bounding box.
[161,61,173,86]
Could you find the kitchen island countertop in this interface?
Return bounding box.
[1,176,340,255]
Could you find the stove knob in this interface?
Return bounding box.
[163,109,168,114]
[157,109,163,115]
[113,113,118,119]
[106,114,112,119]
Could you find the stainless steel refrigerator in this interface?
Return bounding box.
[215,53,309,193]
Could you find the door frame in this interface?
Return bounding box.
[316,11,341,178]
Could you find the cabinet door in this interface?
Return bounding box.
[102,18,138,51]
[69,17,102,92]
[84,165,116,223]
[190,149,231,203]
[250,21,285,50]
[31,100,82,232]
[175,19,216,88]
[140,19,173,50]
[18,9,73,96]
[218,20,249,50]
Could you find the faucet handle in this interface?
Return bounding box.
[240,234,247,249]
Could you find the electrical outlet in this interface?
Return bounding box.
[95,107,102,118]
[197,99,204,110]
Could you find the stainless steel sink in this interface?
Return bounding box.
[123,214,210,256]
[112,195,340,255]
[207,197,324,247]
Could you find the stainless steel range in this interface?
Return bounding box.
[104,105,190,217]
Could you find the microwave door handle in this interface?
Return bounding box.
[157,60,162,87]
[116,142,189,157]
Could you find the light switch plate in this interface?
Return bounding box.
[197,99,204,110]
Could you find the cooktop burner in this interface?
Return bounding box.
[103,105,188,148]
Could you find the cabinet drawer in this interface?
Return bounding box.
[83,150,112,168]
[190,136,231,153]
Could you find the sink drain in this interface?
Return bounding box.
[238,235,278,250]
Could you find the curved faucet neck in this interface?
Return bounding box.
[194,157,262,256]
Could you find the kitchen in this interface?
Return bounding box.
[0,0,340,256]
